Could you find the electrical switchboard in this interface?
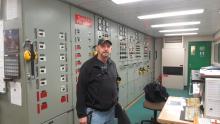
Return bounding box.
[71,7,95,105]
[0,0,156,124]
[95,15,111,42]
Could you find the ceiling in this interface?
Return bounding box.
[64,0,220,37]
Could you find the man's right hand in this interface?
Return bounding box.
[79,116,88,124]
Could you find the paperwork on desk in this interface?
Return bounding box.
[199,118,220,124]
[166,97,186,111]
[200,66,220,76]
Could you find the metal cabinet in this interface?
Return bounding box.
[205,78,220,119]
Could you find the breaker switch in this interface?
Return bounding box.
[75,53,81,58]
[75,45,81,50]
[60,95,69,103]
[61,96,66,103]
[75,60,81,66]
[41,102,48,110]
[76,68,80,74]
[40,90,48,98]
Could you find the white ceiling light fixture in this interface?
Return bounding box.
[151,21,200,28]
[112,0,143,4]
[165,32,198,36]
[138,9,204,19]
[159,28,199,33]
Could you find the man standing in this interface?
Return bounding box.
[76,39,119,124]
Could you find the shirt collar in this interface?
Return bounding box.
[93,56,112,65]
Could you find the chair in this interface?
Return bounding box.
[141,100,165,124]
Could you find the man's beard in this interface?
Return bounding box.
[101,52,110,57]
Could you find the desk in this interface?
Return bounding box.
[157,96,193,124]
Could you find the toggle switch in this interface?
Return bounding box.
[60,85,67,93]
[39,42,46,49]
[59,33,65,40]
[40,79,47,86]
[59,43,65,50]
[60,75,65,82]
[37,29,45,37]
[60,54,66,61]
[60,65,65,71]
[39,66,46,74]
[39,54,46,62]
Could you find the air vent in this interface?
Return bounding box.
[163,36,183,48]
[164,36,182,43]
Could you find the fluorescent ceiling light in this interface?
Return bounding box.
[165,32,198,36]
[159,28,199,33]
[112,0,143,4]
[151,21,200,28]
[138,9,204,19]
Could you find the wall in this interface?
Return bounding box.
[154,38,162,81]
[213,30,220,66]
[183,35,213,86]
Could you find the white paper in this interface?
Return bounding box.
[10,82,22,106]
[193,83,200,94]
[6,0,18,20]
[198,118,211,124]
[166,98,186,111]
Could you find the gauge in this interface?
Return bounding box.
[98,25,102,31]
[98,18,102,24]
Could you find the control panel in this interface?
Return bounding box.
[0,1,156,124]
[71,8,95,93]
[119,25,128,61]
[95,15,111,41]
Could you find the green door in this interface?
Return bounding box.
[188,41,211,87]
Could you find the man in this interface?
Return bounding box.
[76,39,119,124]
